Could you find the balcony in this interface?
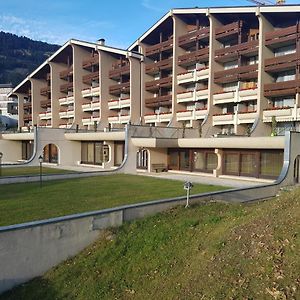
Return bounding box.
[108,98,131,110]
[263,106,296,122]
[39,112,52,120]
[108,114,130,124]
[177,89,208,103]
[265,24,298,48]
[82,71,99,85]
[237,111,257,124]
[81,86,100,98]
[145,37,173,57]
[82,117,94,125]
[82,54,99,69]
[23,114,32,121]
[215,40,259,63]
[215,21,242,41]
[265,52,297,73]
[82,103,93,112]
[213,91,236,104]
[178,48,209,67]
[214,64,258,84]
[178,27,209,48]
[264,80,300,98]
[91,112,100,122]
[239,88,258,102]
[59,67,73,80]
[145,94,172,108]
[144,112,172,124]
[213,113,235,126]
[145,58,172,75]
[40,100,51,108]
[176,108,208,121]
[59,95,74,106]
[40,86,51,96]
[109,82,130,95]
[109,64,130,80]
[60,82,73,93]
[177,68,209,85]
[145,77,172,92]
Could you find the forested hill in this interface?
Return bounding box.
[0,31,60,86]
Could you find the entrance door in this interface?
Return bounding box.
[43,144,58,164]
[179,150,191,171]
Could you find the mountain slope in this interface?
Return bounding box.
[0,31,60,86]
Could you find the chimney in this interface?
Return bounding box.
[97,38,105,46]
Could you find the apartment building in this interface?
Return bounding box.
[1,5,299,180]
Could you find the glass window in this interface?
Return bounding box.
[224,153,239,174]
[81,143,88,163]
[260,151,283,178]
[87,143,94,164]
[194,151,205,170]
[179,151,190,170]
[95,143,103,165]
[207,153,218,171]
[240,153,256,176]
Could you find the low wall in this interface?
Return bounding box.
[0,183,280,295]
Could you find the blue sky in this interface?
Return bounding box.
[0,0,299,48]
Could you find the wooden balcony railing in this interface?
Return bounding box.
[109,82,130,95]
[265,52,298,73]
[145,94,172,108]
[215,21,242,40]
[82,71,99,84]
[145,77,172,91]
[145,37,173,57]
[23,114,32,121]
[178,27,209,47]
[109,65,130,79]
[264,79,300,98]
[60,82,73,93]
[40,86,51,96]
[215,40,259,61]
[59,67,73,80]
[40,100,51,108]
[111,59,130,69]
[214,64,258,84]
[82,54,99,69]
[145,58,172,75]
[178,47,209,66]
[265,24,298,46]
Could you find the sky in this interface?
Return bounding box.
[0,0,299,48]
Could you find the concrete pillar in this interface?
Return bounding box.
[30,78,45,126]
[16,93,25,128]
[213,148,223,177]
[128,56,141,124]
[103,141,115,168]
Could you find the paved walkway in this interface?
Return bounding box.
[141,171,275,188]
[44,164,110,173]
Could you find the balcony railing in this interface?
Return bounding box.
[178,27,209,48]
[265,24,298,47]
[145,58,172,75]
[264,79,300,98]
[265,52,298,73]
[60,82,73,93]
[59,67,73,80]
[82,54,99,69]
[145,77,172,92]
[263,106,296,122]
[144,112,172,123]
[214,64,258,84]
[23,113,32,121]
[40,100,51,108]
[40,86,51,96]
[145,37,173,57]
[215,21,242,41]
[109,82,130,95]
[109,65,130,79]
[215,40,259,62]
[82,71,99,84]
[178,47,209,66]
[145,95,172,108]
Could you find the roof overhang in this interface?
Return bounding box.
[64,131,126,141]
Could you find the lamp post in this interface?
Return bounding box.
[38,155,43,188]
[184,181,193,208]
[0,152,3,177]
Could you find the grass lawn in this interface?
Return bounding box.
[1,187,300,299]
[0,174,228,226]
[0,166,73,177]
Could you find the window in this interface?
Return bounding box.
[260,151,283,178]
[276,70,296,83]
[81,142,109,165]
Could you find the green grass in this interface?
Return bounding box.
[0,174,227,226]
[0,166,73,177]
[2,187,300,299]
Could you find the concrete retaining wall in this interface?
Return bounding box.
[0,183,280,295]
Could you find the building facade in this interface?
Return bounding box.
[1,5,299,180]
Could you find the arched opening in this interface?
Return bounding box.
[136,149,148,170]
[43,144,59,164]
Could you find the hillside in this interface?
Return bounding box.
[0,31,59,86]
[1,188,300,299]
